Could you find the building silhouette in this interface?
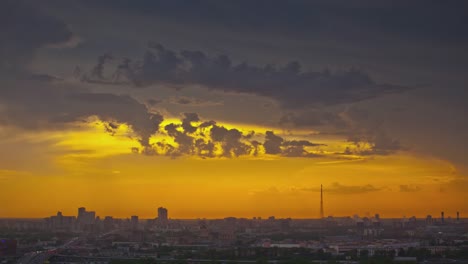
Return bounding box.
[47,211,75,230]
[158,207,168,222]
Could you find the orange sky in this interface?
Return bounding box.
[2,0,468,224]
[0,121,466,219]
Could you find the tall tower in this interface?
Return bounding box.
[320,184,324,219]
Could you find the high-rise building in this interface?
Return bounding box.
[457,211,460,222]
[158,207,168,222]
[426,215,433,225]
[103,216,114,231]
[87,211,96,223]
[48,211,75,230]
[78,207,86,218]
[77,207,96,226]
[441,211,445,224]
[320,184,324,219]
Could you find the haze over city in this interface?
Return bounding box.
[1,0,467,220]
[2,1,468,263]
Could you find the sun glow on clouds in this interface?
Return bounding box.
[54,122,136,157]
[2,0,468,221]
[0,118,466,219]
[9,117,324,161]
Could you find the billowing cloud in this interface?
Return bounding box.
[0,78,164,147]
[180,112,199,134]
[164,123,194,155]
[263,131,283,154]
[67,93,164,147]
[341,107,403,156]
[280,106,402,156]
[79,43,408,108]
[131,113,325,159]
[0,1,165,148]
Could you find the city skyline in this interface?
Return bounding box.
[1,1,467,220]
[39,206,465,221]
[4,203,466,263]
[2,194,465,220]
[16,186,462,220]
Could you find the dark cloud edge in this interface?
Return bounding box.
[77,43,410,109]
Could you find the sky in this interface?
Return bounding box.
[0,0,467,219]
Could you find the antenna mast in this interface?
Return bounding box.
[320,184,324,218]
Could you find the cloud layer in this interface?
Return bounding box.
[132,113,325,159]
[79,43,408,108]
[0,0,73,72]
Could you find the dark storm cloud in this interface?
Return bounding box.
[89,54,113,80]
[0,1,165,148]
[283,140,324,147]
[132,115,324,158]
[154,114,217,158]
[263,131,323,157]
[210,124,251,157]
[81,0,468,44]
[194,138,215,158]
[164,123,195,155]
[0,0,73,71]
[181,112,199,134]
[280,106,402,156]
[341,107,403,156]
[103,122,120,136]
[168,96,223,107]
[279,111,346,128]
[55,0,467,172]
[27,74,63,83]
[174,97,193,105]
[251,140,261,157]
[67,93,164,147]
[0,78,164,147]
[263,131,283,155]
[80,43,407,108]
[2,0,466,168]
[146,98,162,106]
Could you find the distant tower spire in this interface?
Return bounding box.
[320,184,324,218]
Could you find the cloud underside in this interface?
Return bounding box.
[128,113,326,158]
[0,1,73,71]
[79,43,408,108]
[0,78,401,159]
[0,1,404,160]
